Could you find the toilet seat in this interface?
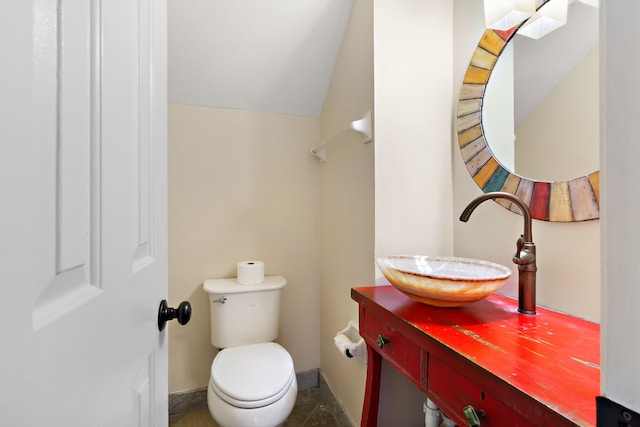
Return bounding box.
[211,342,295,409]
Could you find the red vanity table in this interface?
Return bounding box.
[352,286,600,426]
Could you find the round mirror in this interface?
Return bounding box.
[456,2,600,222]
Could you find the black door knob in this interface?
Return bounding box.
[158,299,192,331]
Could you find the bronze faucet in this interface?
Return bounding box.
[459,192,537,315]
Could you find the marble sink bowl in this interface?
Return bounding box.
[376,255,512,307]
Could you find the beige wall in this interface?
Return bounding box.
[168,104,321,393]
[317,0,373,425]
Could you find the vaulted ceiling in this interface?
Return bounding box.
[168,0,354,117]
[168,1,597,120]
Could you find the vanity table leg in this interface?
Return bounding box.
[361,343,381,427]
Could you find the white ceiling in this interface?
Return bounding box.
[168,0,354,117]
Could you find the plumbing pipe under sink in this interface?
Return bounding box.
[424,399,441,427]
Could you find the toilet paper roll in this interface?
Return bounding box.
[237,260,265,285]
[334,333,355,359]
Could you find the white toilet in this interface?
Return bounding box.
[203,276,297,427]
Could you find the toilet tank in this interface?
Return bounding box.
[203,276,286,348]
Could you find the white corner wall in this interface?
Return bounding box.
[483,43,515,171]
[374,0,455,259]
[317,0,373,425]
[601,0,640,412]
[373,0,454,424]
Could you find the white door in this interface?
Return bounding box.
[0,0,169,426]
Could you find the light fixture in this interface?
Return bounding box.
[518,0,568,39]
[484,0,536,31]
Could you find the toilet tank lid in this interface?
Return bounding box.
[203,275,286,294]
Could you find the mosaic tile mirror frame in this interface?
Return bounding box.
[456,26,600,222]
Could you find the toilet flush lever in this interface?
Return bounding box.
[158,300,192,331]
[212,296,227,304]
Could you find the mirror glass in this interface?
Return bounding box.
[482,2,599,182]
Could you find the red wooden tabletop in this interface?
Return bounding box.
[352,285,600,426]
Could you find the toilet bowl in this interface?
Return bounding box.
[207,342,298,427]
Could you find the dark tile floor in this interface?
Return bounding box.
[169,386,353,427]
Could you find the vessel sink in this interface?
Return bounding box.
[376,255,511,307]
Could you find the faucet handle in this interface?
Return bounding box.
[513,235,536,266]
[512,235,525,262]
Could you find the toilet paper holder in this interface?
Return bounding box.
[334,321,366,360]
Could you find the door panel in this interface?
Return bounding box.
[0,0,168,425]
[133,0,157,273]
[32,0,102,329]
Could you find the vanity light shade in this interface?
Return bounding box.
[484,0,536,31]
[518,0,569,39]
